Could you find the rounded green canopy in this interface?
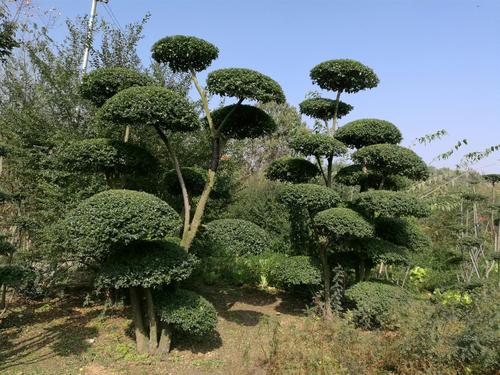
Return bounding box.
[291,130,347,158]
[207,68,285,103]
[279,183,341,214]
[54,190,181,262]
[314,207,374,240]
[266,157,319,184]
[299,98,353,121]
[152,35,219,73]
[335,119,402,149]
[97,86,199,133]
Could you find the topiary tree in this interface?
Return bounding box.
[313,207,374,319]
[80,66,154,141]
[309,59,379,133]
[53,189,216,355]
[290,129,347,186]
[265,156,319,184]
[353,190,431,218]
[89,35,285,251]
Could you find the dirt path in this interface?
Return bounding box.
[0,286,307,375]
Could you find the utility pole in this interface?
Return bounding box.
[80,0,108,79]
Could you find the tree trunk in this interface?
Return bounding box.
[124,125,131,142]
[0,284,6,309]
[326,156,333,188]
[144,288,159,355]
[331,90,342,134]
[129,287,148,354]
[319,246,332,320]
[157,324,172,357]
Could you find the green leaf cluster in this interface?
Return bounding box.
[53,190,181,262]
[210,104,277,139]
[310,59,379,93]
[196,218,271,257]
[95,240,197,289]
[345,281,409,329]
[353,190,431,218]
[156,289,218,336]
[335,119,402,149]
[58,138,157,175]
[266,157,319,183]
[314,207,374,240]
[291,130,347,158]
[299,98,353,121]
[375,217,432,252]
[97,86,199,133]
[151,35,219,73]
[352,144,429,180]
[207,68,285,103]
[279,183,341,214]
[80,67,154,106]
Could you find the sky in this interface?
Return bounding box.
[29,0,500,172]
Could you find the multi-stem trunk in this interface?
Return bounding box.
[326,156,333,188]
[144,288,159,355]
[129,287,149,354]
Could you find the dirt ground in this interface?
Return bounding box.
[0,285,307,375]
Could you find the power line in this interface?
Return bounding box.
[103,3,123,32]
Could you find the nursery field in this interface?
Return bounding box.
[0,2,499,375]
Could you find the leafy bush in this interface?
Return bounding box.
[266,157,319,183]
[163,166,206,196]
[290,130,347,158]
[352,143,429,180]
[196,218,271,257]
[299,97,353,120]
[353,190,431,218]
[345,281,409,329]
[95,240,198,290]
[156,289,218,336]
[80,66,154,106]
[151,35,219,73]
[334,164,410,191]
[207,68,285,103]
[53,189,181,262]
[210,104,277,139]
[0,240,15,256]
[97,86,199,132]
[335,118,402,149]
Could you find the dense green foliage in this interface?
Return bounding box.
[80,67,154,106]
[0,5,18,63]
[0,264,27,286]
[210,104,277,139]
[314,207,374,239]
[265,157,319,183]
[291,130,347,158]
[345,281,410,329]
[310,59,379,93]
[483,173,500,185]
[97,86,199,132]
[151,35,219,73]
[53,190,181,262]
[58,138,157,175]
[335,119,402,149]
[0,239,15,256]
[156,289,218,336]
[279,183,341,214]
[206,68,285,103]
[163,166,207,196]
[334,165,411,191]
[352,144,429,180]
[299,98,353,120]
[375,217,432,252]
[95,240,197,289]
[353,190,431,218]
[196,218,271,257]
